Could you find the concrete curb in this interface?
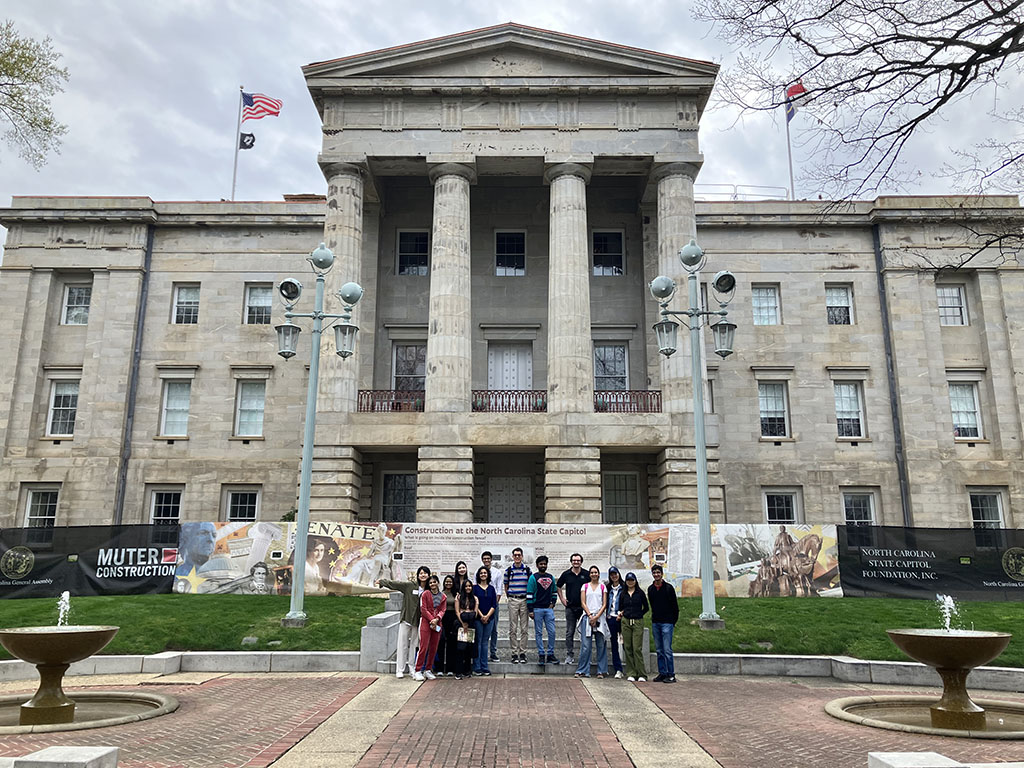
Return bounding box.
[1,650,1021,691]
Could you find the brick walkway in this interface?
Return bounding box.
[355,678,633,768]
[640,676,1024,767]
[0,676,374,768]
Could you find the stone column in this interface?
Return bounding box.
[656,446,724,523]
[417,445,474,522]
[653,162,700,413]
[545,162,593,412]
[319,161,366,413]
[310,445,362,522]
[544,446,602,523]
[425,162,476,412]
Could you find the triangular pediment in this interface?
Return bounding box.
[304,23,717,85]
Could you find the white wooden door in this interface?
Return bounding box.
[487,343,532,390]
[487,477,532,523]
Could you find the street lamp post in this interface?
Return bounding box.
[275,242,363,628]
[650,239,737,630]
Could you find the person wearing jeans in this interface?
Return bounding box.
[526,554,559,665]
[575,566,609,678]
[647,564,679,683]
[557,553,587,665]
[605,566,625,678]
[472,566,497,675]
[482,551,503,662]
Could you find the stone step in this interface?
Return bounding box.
[377,656,657,677]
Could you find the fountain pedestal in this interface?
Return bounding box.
[0,626,118,726]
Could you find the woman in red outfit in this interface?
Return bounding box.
[413,574,446,681]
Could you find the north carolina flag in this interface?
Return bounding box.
[242,92,283,122]
[784,81,807,123]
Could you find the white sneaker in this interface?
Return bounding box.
[614,671,623,679]
[396,670,404,679]
[637,677,647,682]
[424,670,436,680]
[412,671,425,681]
[627,676,636,682]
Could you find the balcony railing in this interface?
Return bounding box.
[357,390,425,412]
[472,390,547,413]
[593,390,662,413]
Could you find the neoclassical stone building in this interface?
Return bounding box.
[1,24,1021,531]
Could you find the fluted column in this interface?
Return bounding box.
[654,162,700,413]
[425,162,476,412]
[318,161,365,413]
[545,162,593,413]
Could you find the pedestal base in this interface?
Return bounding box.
[21,662,75,725]
[281,616,307,628]
[699,618,726,631]
[930,705,986,731]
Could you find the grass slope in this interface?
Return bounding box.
[0,595,1019,667]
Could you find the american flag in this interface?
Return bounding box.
[242,92,283,122]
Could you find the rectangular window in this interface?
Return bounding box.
[495,231,526,276]
[764,490,800,524]
[397,231,429,276]
[161,380,191,436]
[602,472,640,524]
[592,231,624,276]
[843,490,876,547]
[382,473,417,522]
[949,382,981,439]
[234,380,266,437]
[226,489,260,522]
[970,491,1004,548]
[150,489,182,525]
[173,284,200,325]
[594,343,628,390]
[245,284,272,325]
[751,285,780,326]
[834,382,865,438]
[62,284,92,325]
[48,380,79,436]
[937,285,968,326]
[826,285,853,325]
[26,488,59,527]
[393,343,426,391]
[758,381,789,437]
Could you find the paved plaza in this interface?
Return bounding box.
[1,672,1024,767]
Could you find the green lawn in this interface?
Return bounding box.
[0,594,382,658]
[1,594,1020,667]
[673,597,1024,667]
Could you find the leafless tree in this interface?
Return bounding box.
[694,0,1024,199]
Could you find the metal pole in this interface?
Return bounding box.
[231,86,243,201]
[785,115,795,200]
[284,270,325,626]
[689,271,723,628]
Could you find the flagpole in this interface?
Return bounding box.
[231,86,244,201]
[785,110,795,200]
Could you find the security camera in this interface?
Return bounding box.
[711,270,737,294]
[279,279,302,303]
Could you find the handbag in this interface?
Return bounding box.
[457,626,476,644]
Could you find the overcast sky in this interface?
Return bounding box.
[1,0,1011,214]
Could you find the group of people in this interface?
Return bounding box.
[376,550,680,684]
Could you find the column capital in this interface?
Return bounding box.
[427,161,477,184]
[543,162,592,186]
[650,161,702,185]
[319,159,368,183]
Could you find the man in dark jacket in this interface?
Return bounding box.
[647,564,678,683]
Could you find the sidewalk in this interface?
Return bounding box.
[1,671,1023,767]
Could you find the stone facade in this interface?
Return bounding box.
[0,25,1021,531]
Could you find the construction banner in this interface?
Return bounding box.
[837,525,1024,601]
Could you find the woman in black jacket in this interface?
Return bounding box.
[616,571,650,682]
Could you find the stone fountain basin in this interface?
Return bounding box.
[0,626,119,666]
[887,628,1011,670]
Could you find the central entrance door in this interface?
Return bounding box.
[487,343,533,390]
[487,477,532,523]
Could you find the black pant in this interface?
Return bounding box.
[565,604,585,655]
[436,611,458,673]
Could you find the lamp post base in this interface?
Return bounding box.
[699,617,726,631]
[281,613,308,629]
